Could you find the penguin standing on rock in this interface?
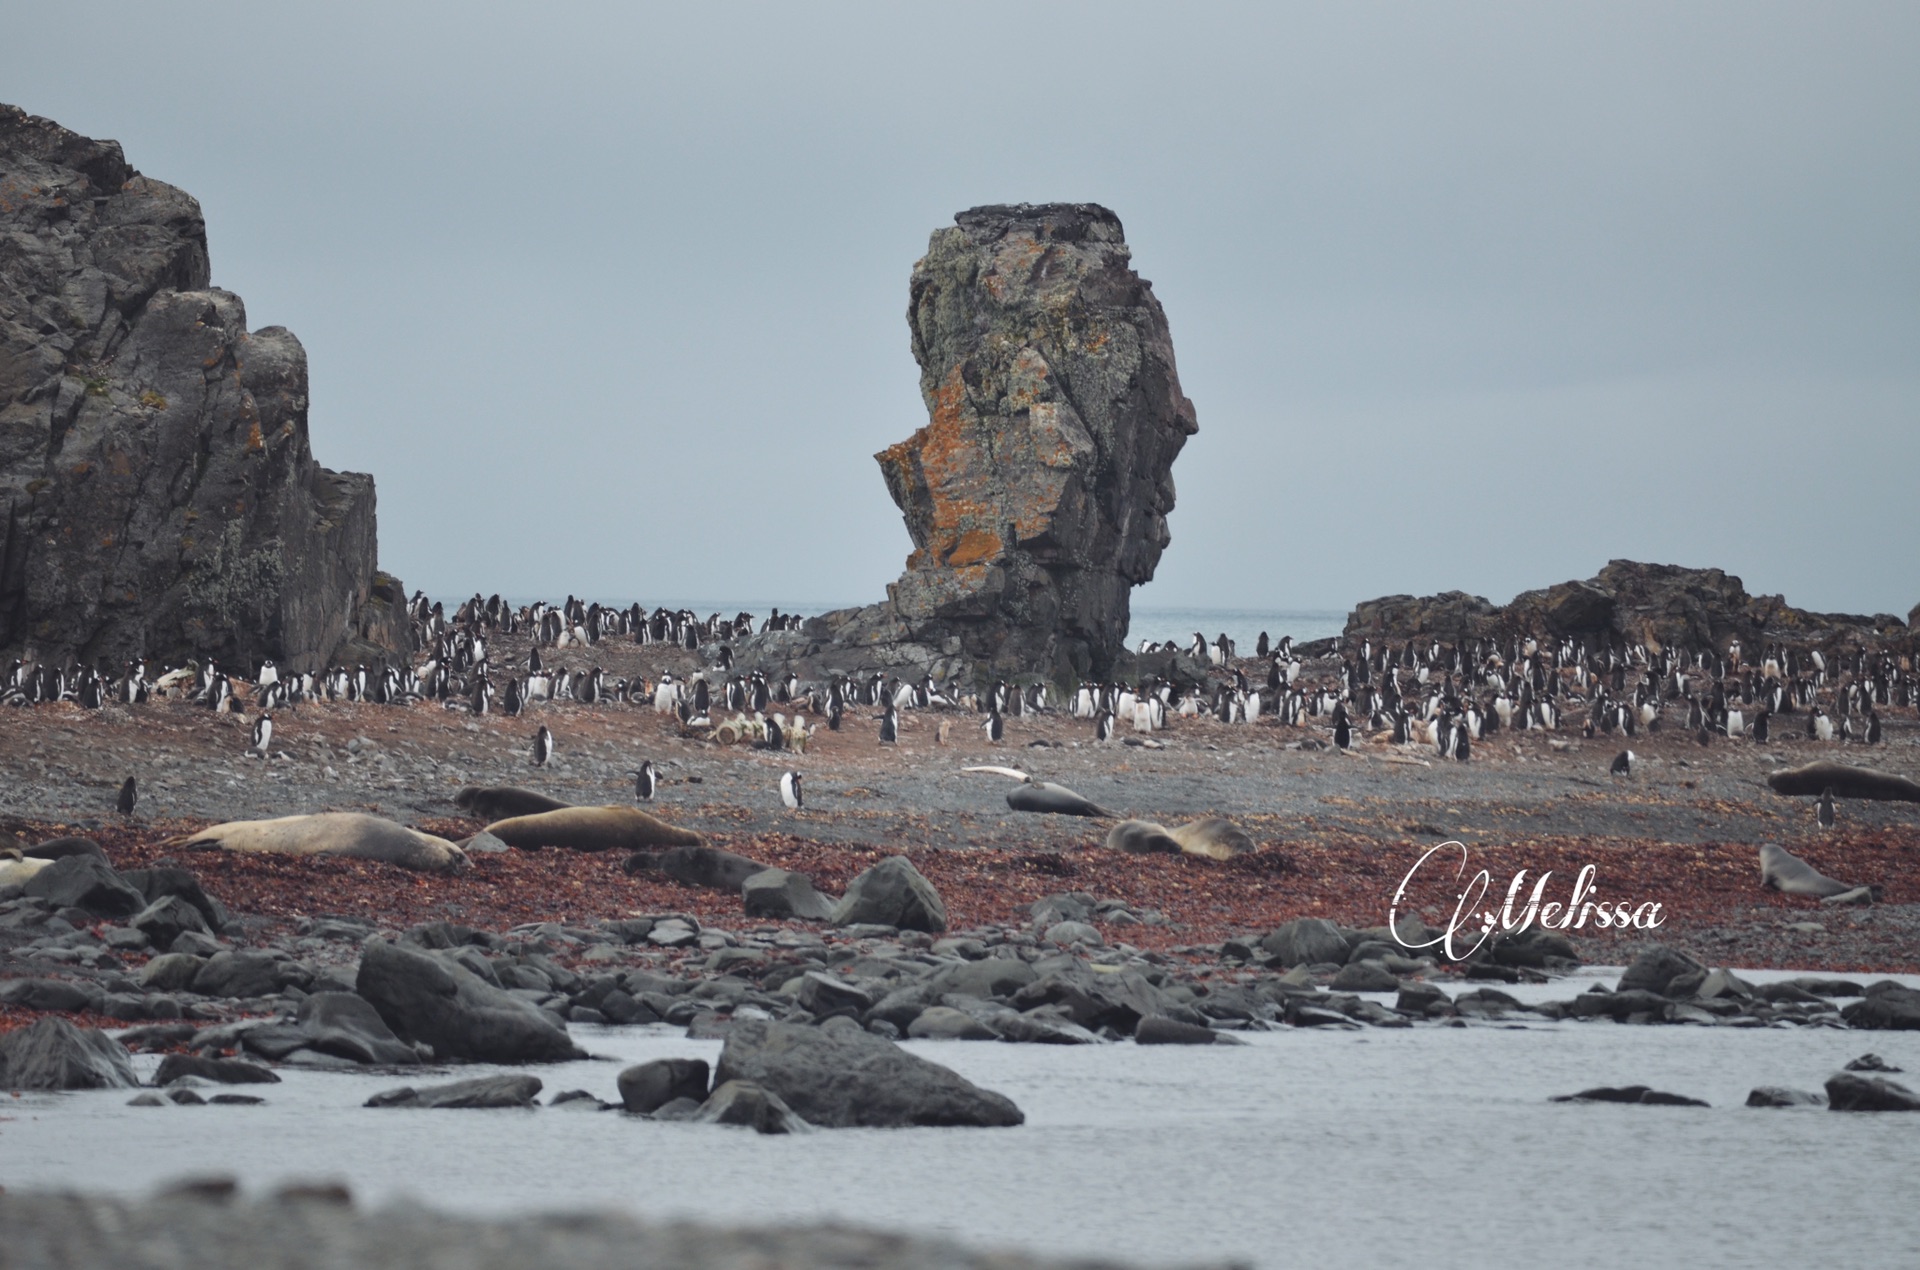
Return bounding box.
[780,770,803,810]
[1817,786,1836,830]
[532,725,554,768]
[249,712,273,758]
[630,761,657,801]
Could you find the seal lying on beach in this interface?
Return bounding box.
[623,844,771,890]
[1766,762,1920,804]
[963,766,1118,819]
[178,814,469,873]
[483,805,703,852]
[0,849,53,888]
[454,786,572,820]
[1105,816,1255,860]
[1758,843,1879,902]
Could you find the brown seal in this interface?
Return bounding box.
[1104,816,1255,860]
[484,805,703,852]
[1766,762,1920,803]
[1758,843,1877,899]
[178,814,468,873]
[623,844,772,890]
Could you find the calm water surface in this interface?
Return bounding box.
[5,969,1917,1270]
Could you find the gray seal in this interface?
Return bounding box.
[1767,762,1920,803]
[1758,843,1878,900]
[455,786,572,820]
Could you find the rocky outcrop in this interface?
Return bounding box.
[1346,560,1909,653]
[0,104,405,671]
[804,203,1196,686]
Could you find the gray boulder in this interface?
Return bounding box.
[288,992,421,1065]
[693,1080,813,1134]
[366,1074,543,1109]
[741,868,833,921]
[1746,1087,1825,1108]
[1330,962,1401,993]
[22,854,144,918]
[154,1054,279,1086]
[190,951,292,999]
[120,867,227,932]
[830,857,947,933]
[139,953,208,992]
[714,1019,1022,1128]
[1259,918,1350,968]
[1134,1016,1221,1045]
[355,939,585,1063]
[0,978,99,1012]
[130,894,210,952]
[0,1017,137,1090]
[1826,1073,1920,1112]
[1617,946,1708,997]
[1841,985,1920,1030]
[617,1058,710,1114]
[906,1006,999,1041]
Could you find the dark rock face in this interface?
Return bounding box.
[809,203,1196,685]
[1825,1072,1920,1112]
[714,1019,1023,1128]
[0,1017,137,1090]
[0,104,405,671]
[355,939,586,1063]
[1347,560,1909,653]
[21,852,144,917]
[829,856,947,933]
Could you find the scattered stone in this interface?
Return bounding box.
[1616,947,1708,997]
[366,1074,544,1109]
[1329,962,1401,993]
[1845,1053,1903,1073]
[1552,1085,1709,1107]
[617,1059,711,1114]
[1260,918,1349,968]
[741,869,833,921]
[130,894,212,952]
[1746,1087,1825,1108]
[355,939,585,1063]
[154,1054,280,1086]
[693,1080,813,1134]
[1825,1072,1920,1112]
[829,857,947,933]
[714,1019,1022,1128]
[22,854,144,918]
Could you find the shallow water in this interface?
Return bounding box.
[5,971,1917,1270]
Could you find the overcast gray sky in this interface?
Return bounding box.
[7,3,1916,617]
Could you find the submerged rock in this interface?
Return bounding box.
[366,1074,543,1109]
[714,1019,1023,1128]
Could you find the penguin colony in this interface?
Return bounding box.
[4,593,1913,797]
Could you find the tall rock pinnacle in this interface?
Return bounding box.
[0,104,407,671]
[821,203,1196,685]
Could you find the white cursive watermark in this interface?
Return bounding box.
[1389,841,1665,961]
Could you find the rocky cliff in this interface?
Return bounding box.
[808,203,1196,685]
[0,104,404,672]
[1346,560,1910,653]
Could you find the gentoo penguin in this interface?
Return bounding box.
[116,776,137,815]
[1096,710,1116,743]
[631,760,657,801]
[1332,713,1351,751]
[249,712,273,758]
[985,710,1004,743]
[1866,711,1882,745]
[1816,786,1836,830]
[780,770,803,810]
[1752,709,1770,743]
[765,715,786,752]
[532,724,554,767]
[1695,725,1711,747]
[502,676,524,716]
[1609,750,1634,777]
[879,702,898,745]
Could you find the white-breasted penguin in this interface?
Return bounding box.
[879,701,899,745]
[1816,786,1836,830]
[780,770,803,810]
[249,712,273,757]
[532,724,554,767]
[632,760,657,801]
[985,710,1004,743]
[1609,750,1634,777]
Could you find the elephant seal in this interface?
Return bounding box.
[179,814,469,874]
[1106,820,1182,855]
[20,836,105,861]
[0,850,53,888]
[1105,817,1256,859]
[1758,843,1879,900]
[455,785,572,820]
[483,805,703,852]
[1169,817,1257,860]
[623,844,771,890]
[1006,782,1118,819]
[1767,762,1920,804]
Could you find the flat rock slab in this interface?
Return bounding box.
[367,1074,544,1109]
[715,1019,1022,1128]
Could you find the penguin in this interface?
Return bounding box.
[1096,711,1116,743]
[1866,711,1882,745]
[1816,786,1836,830]
[828,699,844,731]
[1609,750,1634,777]
[985,710,1004,743]
[532,724,553,767]
[116,776,137,816]
[249,712,273,758]
[780,770,803,810]
[1695,725,1711,747]
[1333,713,1351,751]
[879,702,899,745]
[631,760,657,801]
[502,676,524,716]
[1751,709,1770,743]
[765,715,786,752]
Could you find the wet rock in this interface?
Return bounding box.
[617,1058,711,1114]
[1259,918,1349,968]
[366,1074,543,1109]
[626,846,771,893]
[208,1093,264,1106]
[693,1080,813,1134]
[0,977,98,1012]
[130,894,211,952]
[829,857,947,934]
[1042,921,1102,948]
[139,952,208,992]
[154,1054,279,1086]
[714,1018,1022,1128]
[120,868,227,933]
[803,203,1197,685]
[1134,1016,1223,1045]
[0,1017,137,1090]
[1825,1072,1920,1112]
[190,951,290,999]
[741,868,833,921]
[1552,1086,1709,1107]
[1746,1087,1825,1108]
[21,854,144,918]
[1616,947,1707,997]
[355,939,585,1063]
[1840,984,1920,1030]
[906,1006,999,1041]
[1845,1053,1903,1073]
[1329,962,1401,993]
[0,104,405,671]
